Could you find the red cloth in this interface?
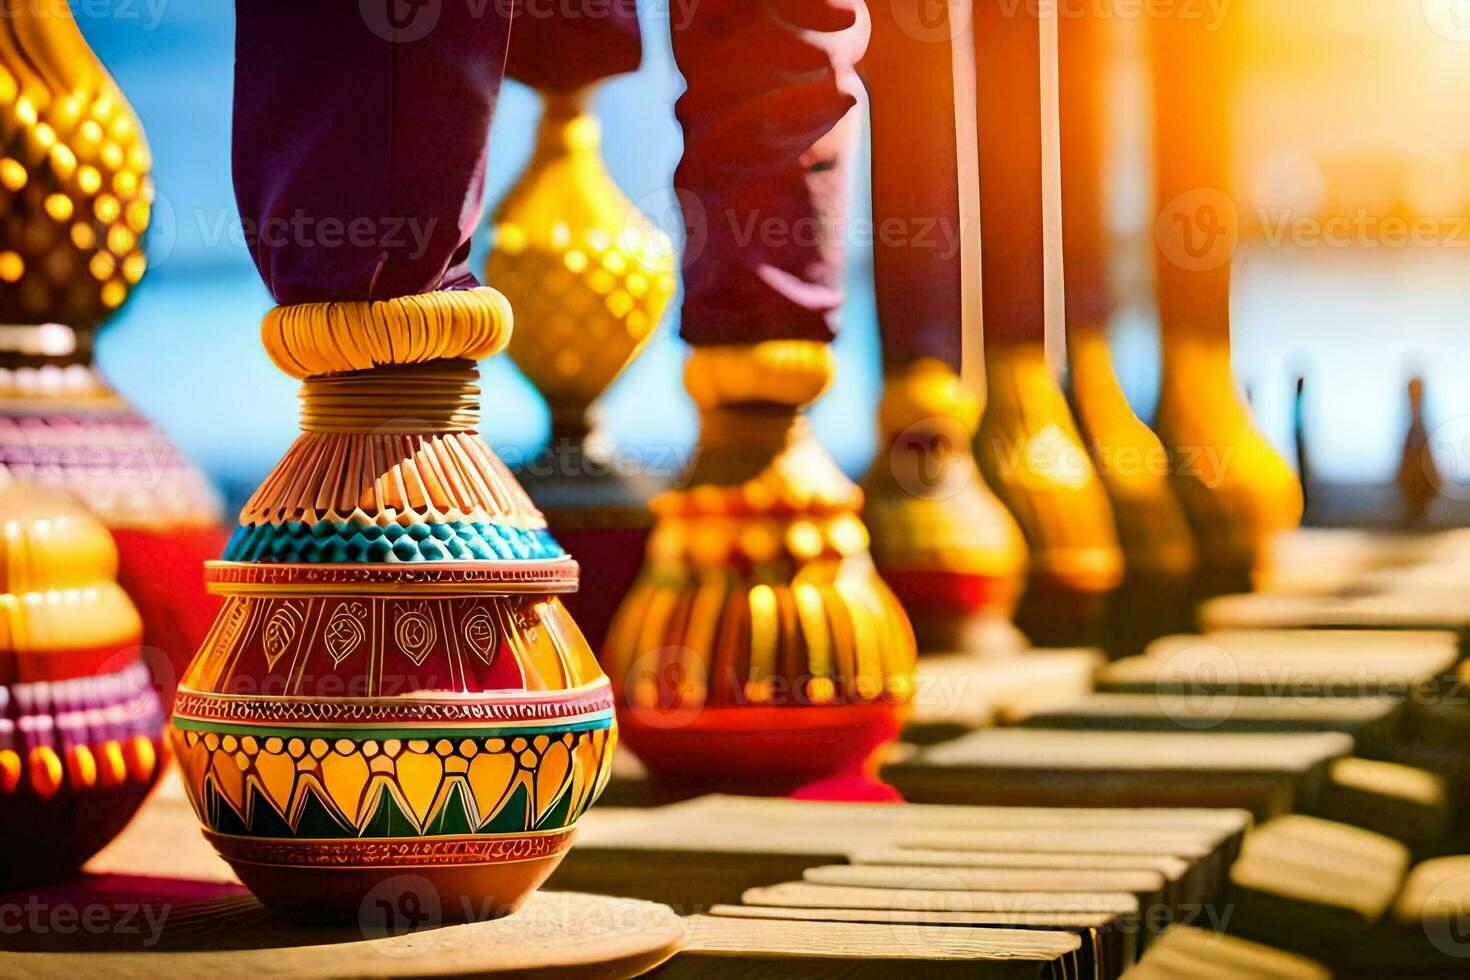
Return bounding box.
[113,526,229,700]
[790,769,904,803]
[552,526,649,654]
[1058,10,1111,326]
[672,0,868,346]
[232,1,512,303]
[864,2,966,369]
[505,0,642,91]
[972,1,1047,344]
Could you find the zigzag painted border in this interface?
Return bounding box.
[172,724,615,840]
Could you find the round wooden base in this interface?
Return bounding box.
[0,890,684,977]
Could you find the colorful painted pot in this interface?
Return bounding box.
[169,289,615,922]
[0,1,227,692]
[0,481,166,886]
[603,342,916,793]
[0,362,228,698]
[863,358,1029,656]
[169,560,614,920]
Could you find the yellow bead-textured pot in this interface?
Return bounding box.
[0,481,165,886]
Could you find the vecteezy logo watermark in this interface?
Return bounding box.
[1154,191,1470,270]
[1258,211,1470,251]
[361,0,441,42]
[1150,642,1239,730]
[889,0,972,44]
[2,0,169,31]
[959,0,1233,32]
[628,188,708,271]
[500,442,698,486]
[1424,0,1470,44]
[359,874,442,950]
[1421,870,1470,957]
[1429,415,1470,501]
[986,428,1238,490]
[207,211,440,263]
[724,211,966,260]
[1155,187,1240,273]
[621,646,707,731]
[890,416,976,502]
[0,898,170,946]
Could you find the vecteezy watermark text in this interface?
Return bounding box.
[195,209,439,263]
[0,898,170,947]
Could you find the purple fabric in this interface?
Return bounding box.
[864,2,964,370]
[505,0,642,91]
[232,1,511,304]
[672,0,869,346]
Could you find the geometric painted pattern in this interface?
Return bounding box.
[183,589,603,700]
[170,722,614,840]
[222,520,565,564]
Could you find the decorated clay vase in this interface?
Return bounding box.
[1068,330,1197,654]
[169,289,616,922]
[863,358,1029,656]
[976,341,1124,647]
[0,480,165,886]
[0,2,226,692]
[1156,339,1304,598]
[0,360,227,699]
[604,342,916,791]
[487,90,675,652]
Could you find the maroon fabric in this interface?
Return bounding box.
[972,1,1046,344]
[505,0,642,91]
[1058,10,1111,327]
[554,526,649,653]
[672,0,869,346]
[864,2,964,370]
[232,1,512,304]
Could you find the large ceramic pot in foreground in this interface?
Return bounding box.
[170,560,614,921]
[168,289,616,922]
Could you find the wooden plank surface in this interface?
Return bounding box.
[802,863,1167,917]
[1319,757,1451,854]
[652,913,1084,978]
[709,901,1120,930]
[882,730,1351,820]
[1225,814,1411,961]
[712,895,1132,979]
[1122,924,1331,979]
[1015,691,1401,754]
[1199,593,1470,635]
[1256,528,1443,597]
[556,795,1248,910]
[1102,629,1460,698]
[850,849,1191,885]
[1322,854,1470,973]
[907,649,1105,743]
